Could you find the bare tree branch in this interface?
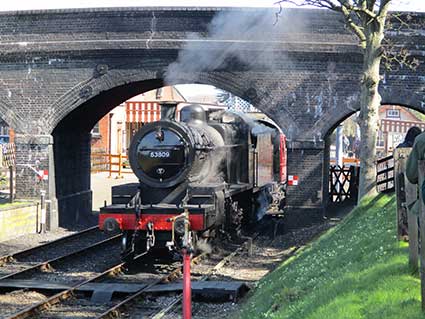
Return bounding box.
[274,0,335,10]
[378,0,392,17]
[340,0,377,20]
[275,0,389,46]
[382,37,421,71]
[338,4,367,46]
[273,0,420,201]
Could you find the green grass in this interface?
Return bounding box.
[235,194,425,319]
[0,201,28,209]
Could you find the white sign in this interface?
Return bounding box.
[388,133,404,150]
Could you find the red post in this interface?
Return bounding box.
[182,248,192,319]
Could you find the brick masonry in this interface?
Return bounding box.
[0,7,422,227]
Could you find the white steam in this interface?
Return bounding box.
[256,189,272,221]
[195,238,213,254]
[165,9,304,84]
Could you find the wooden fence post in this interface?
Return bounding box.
[8,165,13,203]
[417,160,425,311]
[405,177,418,272]
[394,149,407,239]
[117,153,123,179]
[108,153,112,178]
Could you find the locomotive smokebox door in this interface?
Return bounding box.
[128,120,195,188]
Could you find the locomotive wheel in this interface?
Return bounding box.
[121,230,149,261]
[121,231,135,262]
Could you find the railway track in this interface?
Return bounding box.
[148,237,256,319]
[0,226,101,276]
[5,257,126,319]
[0,230,122,319]
[94,252,209,319]
[0,232,260,318]
[87,237,255,319]
[0,227,115,284]
[17,251,207,319]
[1,239,242,319]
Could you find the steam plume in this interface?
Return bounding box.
[165,9,303,84]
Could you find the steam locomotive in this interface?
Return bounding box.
[99,102,287,259]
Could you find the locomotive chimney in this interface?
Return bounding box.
[160,101,178,121]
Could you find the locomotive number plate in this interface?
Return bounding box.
[150,151,171,158]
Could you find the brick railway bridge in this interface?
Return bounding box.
[1,7,424,228]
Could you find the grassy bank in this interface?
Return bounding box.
[235,194,423,319]
[0,201,26,209]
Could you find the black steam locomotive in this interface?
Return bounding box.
[99,102,286,259]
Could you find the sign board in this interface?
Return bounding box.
[37,170,48,181]
[388,132,404,150]
[288,175,299,186]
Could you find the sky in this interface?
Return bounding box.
[0,0,423,12]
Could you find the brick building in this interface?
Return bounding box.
[377,105,425,156]
[91,86,186,155]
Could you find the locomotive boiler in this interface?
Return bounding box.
[99,102,286,260]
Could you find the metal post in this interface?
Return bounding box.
[8,165,13,203]
[182,194,192,319]
[183,248,192,319]
[335,125,344,196]
[335,125,344,168]
[40,190,47,233]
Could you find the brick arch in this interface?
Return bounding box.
[380,88,425,115]
[49,70,297,226]
[318,104,423,140]
[46,69,294,135]
[318,106,360,138]
[302,96,361,139]
[45,69,158,133]
[316,88,425,138]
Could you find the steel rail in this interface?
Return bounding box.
[95,252,208,319]
[0,226,99,266]
[7,260,128,319]
[150,236,258,319]
[98,235,257,319]
[152,239,302,319]
[0,235,120,281]
[6,235,127,319]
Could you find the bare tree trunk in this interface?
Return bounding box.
[358,28,385,201]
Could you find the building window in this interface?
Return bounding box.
[0,125,8,136]
[91,122,101,137]
[386,109,400,119]
[376,131,385,147]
